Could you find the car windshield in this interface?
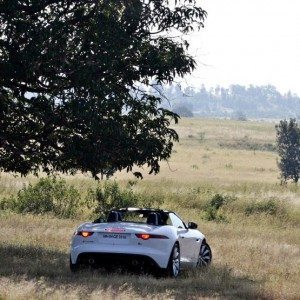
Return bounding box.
[106,210,169,225]
[121,211,148,223]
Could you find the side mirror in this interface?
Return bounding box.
[188,222,198,229]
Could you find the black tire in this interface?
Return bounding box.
[70,256,79,272]
[197,241,212,267]
[166,243,180,278]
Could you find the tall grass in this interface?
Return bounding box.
[0,118,299,299]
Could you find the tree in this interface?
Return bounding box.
[0,0,206,179]
[276,119,300,183]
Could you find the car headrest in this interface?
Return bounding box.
[107,211,120,222]
[147,212,158,225]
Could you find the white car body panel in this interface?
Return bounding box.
[177,228,204,267]
[70,209,207,271]
[71,222,176,268]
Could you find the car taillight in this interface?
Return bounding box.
[135,234,168,240]
[77,231,94,238]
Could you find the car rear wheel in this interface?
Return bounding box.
[197,241,212,267]
[166,243,180,278]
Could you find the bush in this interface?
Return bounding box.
[86,181,141,219]
[245,199,281,216]
[0,177,81,218]
[86,181,164,220]
[202,194,234,222]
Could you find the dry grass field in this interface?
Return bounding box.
[0,118,300,299]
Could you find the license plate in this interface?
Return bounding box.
[99,233,130,244]
[102,233,127,240]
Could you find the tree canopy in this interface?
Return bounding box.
[0,0,206,179]
[276,119,300,183]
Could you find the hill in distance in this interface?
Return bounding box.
[162,84,300,120]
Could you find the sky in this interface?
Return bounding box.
[184,0,300,95]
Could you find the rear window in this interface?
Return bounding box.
[121,211,148,223]
[105,210,169,225]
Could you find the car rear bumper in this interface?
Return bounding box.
[70,244,170,268]
[76,252,161,270]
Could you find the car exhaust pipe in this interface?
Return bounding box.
[88,258,95,264]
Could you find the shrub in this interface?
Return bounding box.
[210,194,228,209]
[139,193,164,209]
[0,177,81,218]
[245,199,280,216]
[197,131,206,143]
[86,181,164,220]
[202,194,234,222]
[86,181,140,219]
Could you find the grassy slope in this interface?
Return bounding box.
[0,118,300,299]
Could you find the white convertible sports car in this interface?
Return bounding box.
[70,207,212,277]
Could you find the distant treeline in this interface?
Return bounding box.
[162,84,300,119]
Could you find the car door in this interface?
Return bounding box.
[168,213,195,267]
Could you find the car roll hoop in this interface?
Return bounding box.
[107,211,122,222]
